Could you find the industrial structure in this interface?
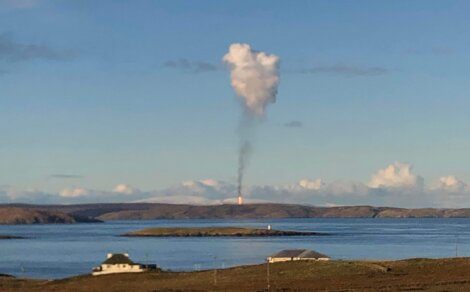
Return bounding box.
[237,193,243,205]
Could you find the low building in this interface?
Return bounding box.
[267,249,330,263]
[92,253,157,276]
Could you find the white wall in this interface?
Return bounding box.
[92,264,145,276]
[267,257,330,263]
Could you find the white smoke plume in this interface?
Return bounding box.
[223,43,280,200]
[223,43,280,116]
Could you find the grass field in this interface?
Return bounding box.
[2,258,470,291]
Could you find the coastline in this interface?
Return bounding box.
[6,203,470,224]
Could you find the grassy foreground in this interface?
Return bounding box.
[2,258,470,291]
[123,226,322,237]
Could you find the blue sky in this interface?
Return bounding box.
[1,0,470,206]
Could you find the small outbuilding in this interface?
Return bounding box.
[92,253,157,276]
[267,249,330,263]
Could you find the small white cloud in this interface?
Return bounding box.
[2,164,470,207]
[200,178,220,187]
[368,162,422,189]
[59,187,89,198]
[433,176,467,192]
[298,178,325,190]
[113,184,140,195]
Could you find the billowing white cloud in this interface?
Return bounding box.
[1,163,470,207]
[433,175,467,192]
[56,185,145,203]
[59,187,90,198]
[298,178,325,190]
[113,184,140,195]
[368,162,423,189]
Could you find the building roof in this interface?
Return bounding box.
[102,254,136,265]
[269,249,329,259]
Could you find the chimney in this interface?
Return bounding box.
[237,195,243,205]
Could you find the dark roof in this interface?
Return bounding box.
[270,249,329,259]
[102,254,136,265]
[298,250,329,259]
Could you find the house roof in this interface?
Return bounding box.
[102,254,136,265]
[269,249,329,259]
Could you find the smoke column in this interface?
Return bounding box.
[237,140,251,202]
[236,117,254,203]
[223,43,280,204]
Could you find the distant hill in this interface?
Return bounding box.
[0,207,100,224]
[3,203,470,223]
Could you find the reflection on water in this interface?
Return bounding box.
[0,218,468,279]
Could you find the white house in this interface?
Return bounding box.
[267,249,330,263]
[92,253,156,276]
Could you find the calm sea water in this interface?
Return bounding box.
[1,218,469,279]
